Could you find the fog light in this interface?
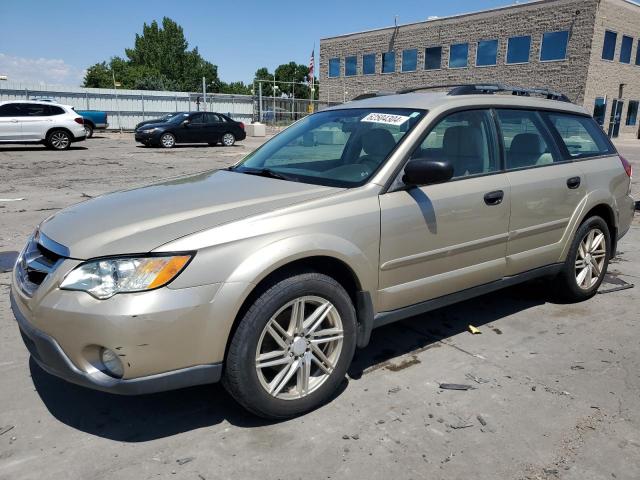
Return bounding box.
[100,348,124,378]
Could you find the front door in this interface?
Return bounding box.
[378,109,510,312]
[607,99,623,138]
[0,103,24,140]
[180,112,207,143]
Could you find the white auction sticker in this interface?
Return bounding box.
[361,113,410,126]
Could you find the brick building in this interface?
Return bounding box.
[319,0,640,139]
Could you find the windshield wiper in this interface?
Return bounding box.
[233,167,292,181]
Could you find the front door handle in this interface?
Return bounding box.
[484,190,504,206]
[567,176,581,189]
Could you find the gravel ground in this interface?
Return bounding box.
[0,132,639,480]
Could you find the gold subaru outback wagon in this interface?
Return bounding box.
[11,85,635,418]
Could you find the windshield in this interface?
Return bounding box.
[232,108,425,187]
[166,112,189,124]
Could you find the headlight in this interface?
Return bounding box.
[141,128,159,134]
[60,255,193,299]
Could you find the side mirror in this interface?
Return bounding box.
[182,119,190,127]
[402,159,454,187]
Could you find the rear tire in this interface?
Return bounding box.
[553,216,610,302]
[84,124,94,139]
[223,272,356,419]
[46,130,71,150]
[222,132,235,146]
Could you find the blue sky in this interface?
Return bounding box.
[1,0,520,86]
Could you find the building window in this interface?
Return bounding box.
[449,43,469,68]
[636,40,640,66]
[328,58,340,77]
[402,49,418,72]
[506,35,531,64]
[382,52,396,73]
[345,56,357,76]
[602,30,617,60]
[425,46,442,70]
[476,39,498,66]
[627,100,639,126]
[620,35,633,63]
[540,30,569,61]
[593,97,607,126]
[363,53,376,75]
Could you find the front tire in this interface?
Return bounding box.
[553,216,610,301]
[222,132,236,146]
[46,130,71,150]
[159,132,176,148]
[223,272,356,419]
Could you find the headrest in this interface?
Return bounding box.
[362,128,396,157]
[443,126,484,157]
[509,133,544,156]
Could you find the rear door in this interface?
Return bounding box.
[497,108,586,275]
[20,103,53,140]
[378,109,510,312]
[0,103,23,140]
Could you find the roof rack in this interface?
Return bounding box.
[396,83,571,102]
[351,91,396,101]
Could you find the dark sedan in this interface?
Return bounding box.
[135,111,246,148]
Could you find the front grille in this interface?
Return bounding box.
[16,232,67,296]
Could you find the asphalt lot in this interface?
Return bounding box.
[0,133,639,480]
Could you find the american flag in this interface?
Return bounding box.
[308,48,315,82]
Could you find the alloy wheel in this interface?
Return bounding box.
[575,227,606,290]
[255,295,344,400]
[222,133,235,146]
[161,133,175,148]
[50,131,70,149]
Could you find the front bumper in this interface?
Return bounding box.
[135,131,160,143]
[11,292,222,395]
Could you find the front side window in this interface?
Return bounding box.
[328,58,340,78]
[425,46,442,70]
[412,109,498,178]
[507,36,531,64]
[363,53,376,74]
[544,112,616,159]
[345,56,357,76]
[0,103,25,117]
[540,31,569,61]
[626,100,639,126]
[233,108,425,187]
[620,35,633,63]
[402,49,417,72]
[496,109,557,169]
[189,113,205,124]
[593,97,607,126]
[476,40,498,66]
[449,43,469,68]
[602,30,617,60]
[382,52,395,73]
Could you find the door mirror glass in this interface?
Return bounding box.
[182,119,190,126]
[403,159,454,186]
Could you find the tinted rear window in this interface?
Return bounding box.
[544,113,615,159]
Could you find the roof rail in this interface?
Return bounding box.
[351,91,396,101]
[397,83,571,102]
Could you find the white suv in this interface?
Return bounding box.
[0,101,86,150]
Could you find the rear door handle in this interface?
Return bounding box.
[484,190,504,206]
[567,176,581,189]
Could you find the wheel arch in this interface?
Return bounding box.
[83,119,96,129]
[580,203,617,255]
[45,126,73,140]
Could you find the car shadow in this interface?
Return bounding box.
[31,279,551,442]
[0,251,19,273]
[0,146,88,152]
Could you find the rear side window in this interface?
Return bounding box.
[413,109,498,178]
[544,113,616,159]
[48,105,65,116]
[495,109,557,169]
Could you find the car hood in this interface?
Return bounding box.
[39,170,341,259]
[136,121,168,130]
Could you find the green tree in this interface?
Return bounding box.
[83,17,220,91]
[253,64,318,99]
